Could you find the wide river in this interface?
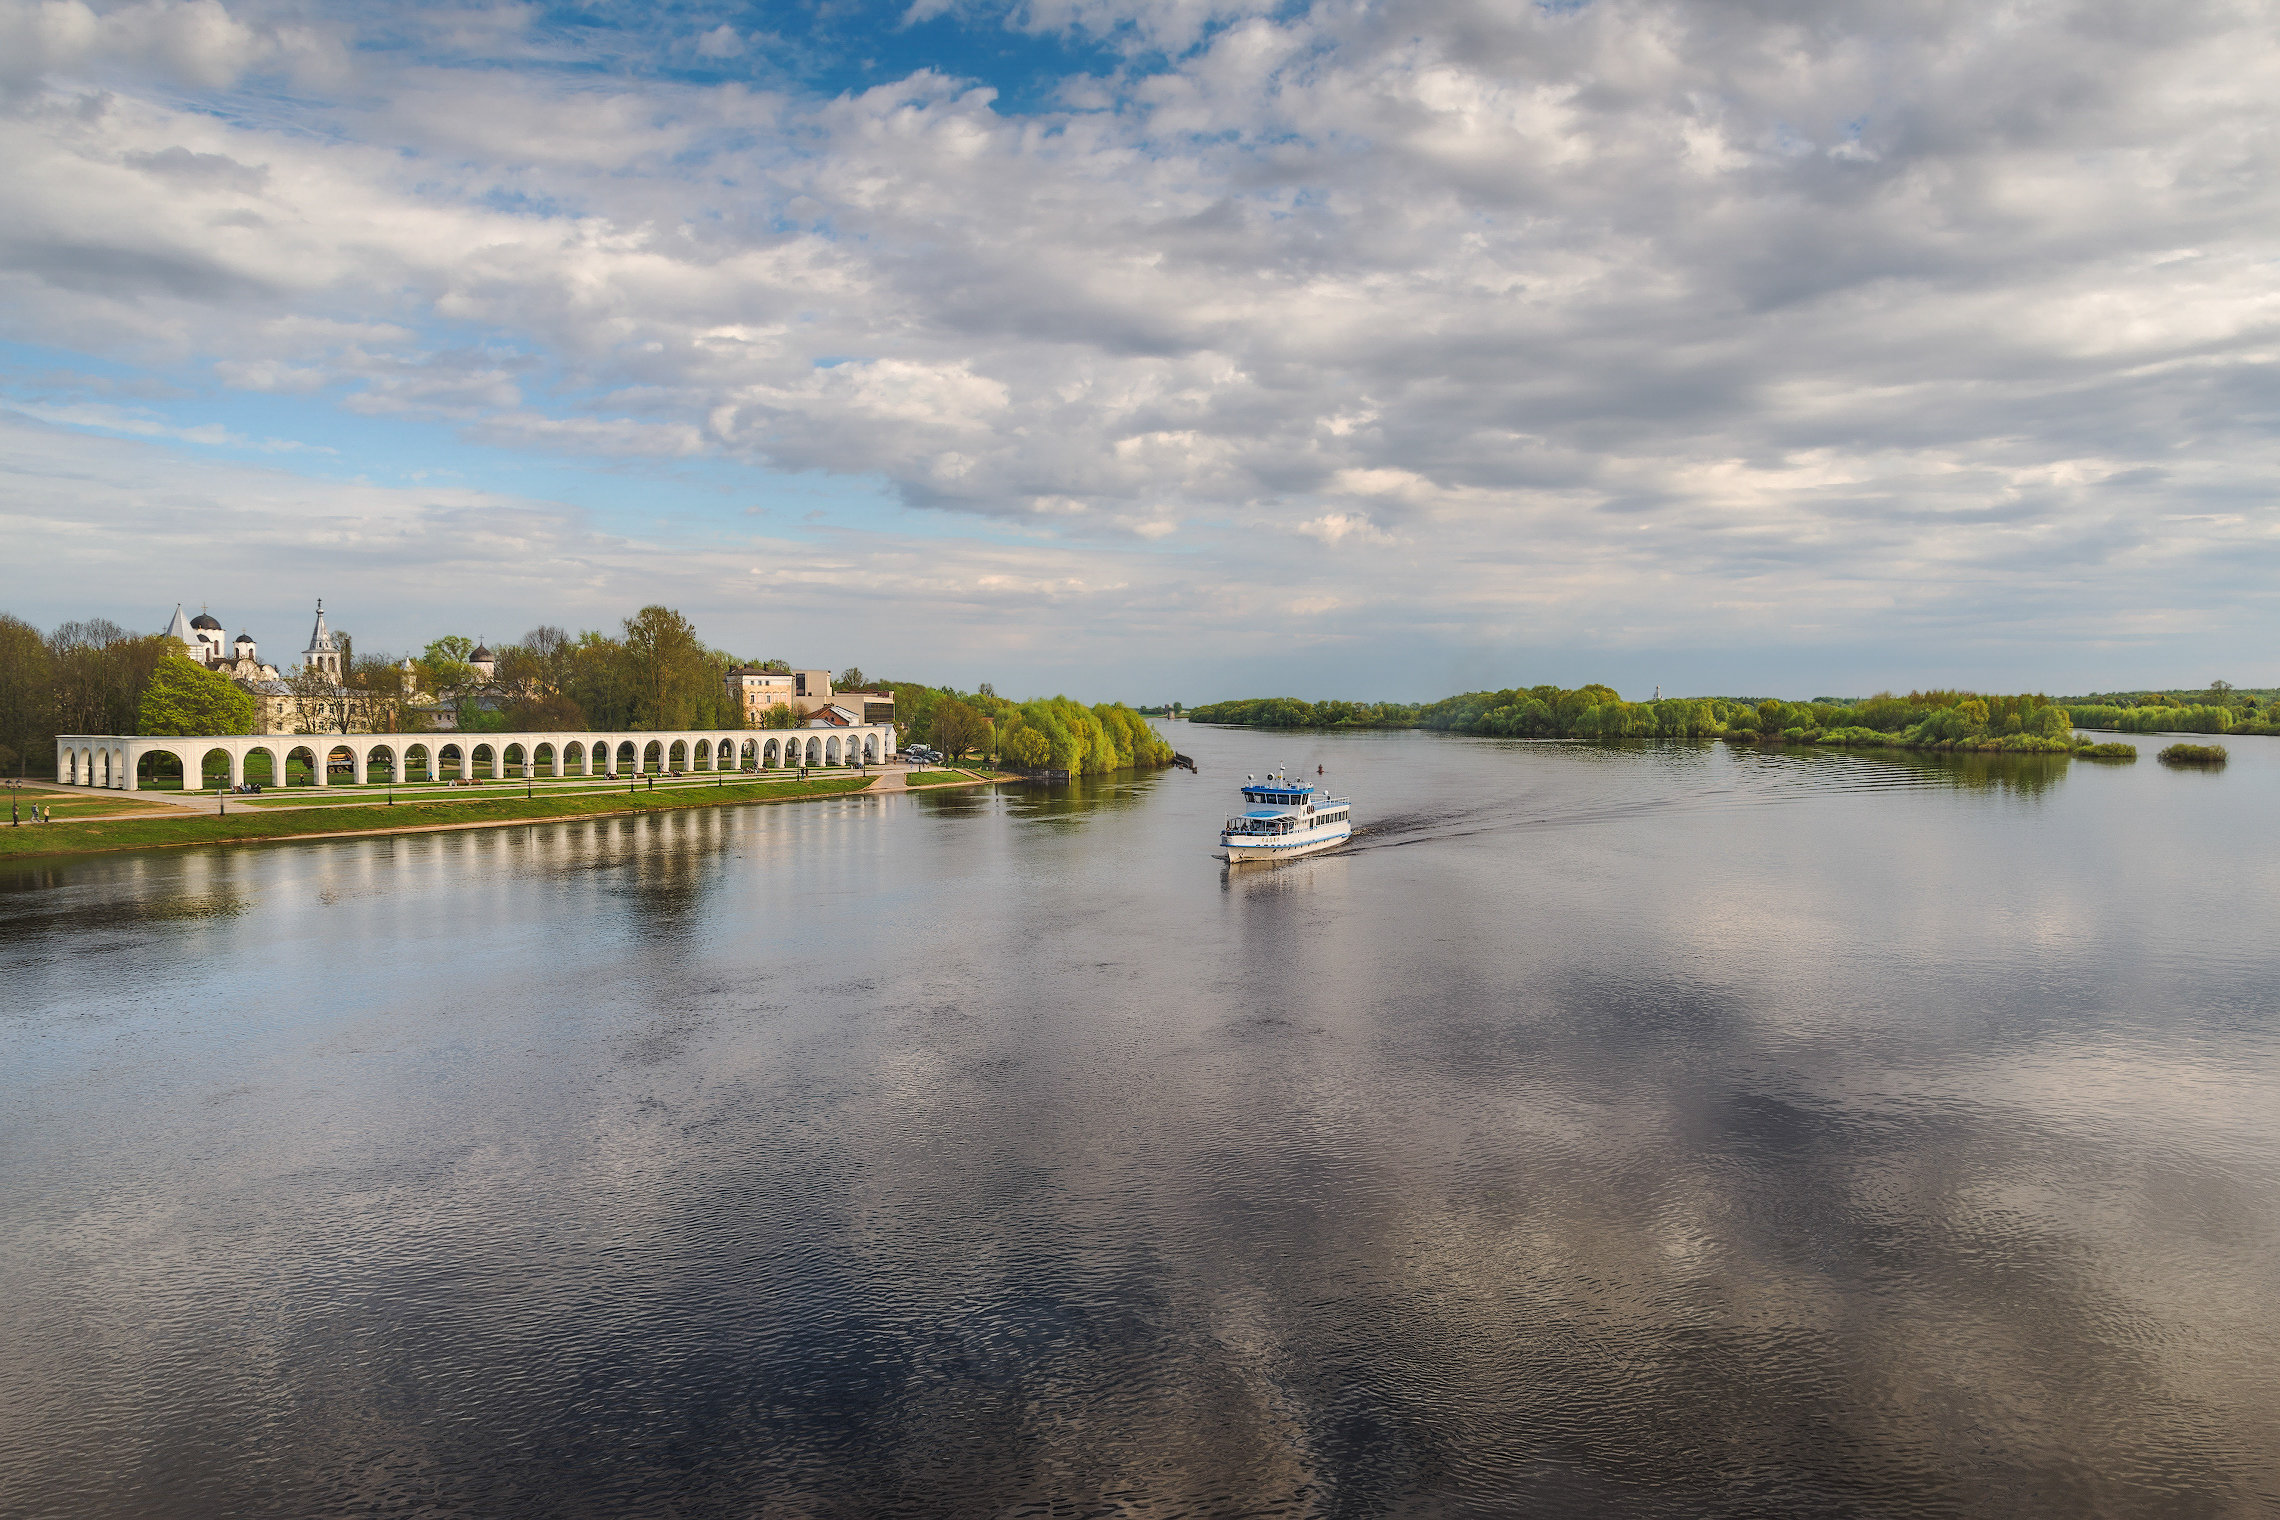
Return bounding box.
[4,725,2276,1516]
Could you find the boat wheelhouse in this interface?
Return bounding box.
[1220,769,1354,863]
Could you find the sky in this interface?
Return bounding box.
[1,0,2276,703]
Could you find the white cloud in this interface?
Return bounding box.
[1,0,2278,691]
[1295,511,1393,547]
[2,398,321,451]
[0,0,282,97]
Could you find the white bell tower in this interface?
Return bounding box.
[302,599,342,680]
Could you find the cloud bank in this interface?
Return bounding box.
[1,0,2276,695]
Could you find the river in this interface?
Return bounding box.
[4,725,2276,1516]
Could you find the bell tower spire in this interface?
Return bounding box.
[303,599,341,680]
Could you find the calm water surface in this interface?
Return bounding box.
[4,727,2277,1517]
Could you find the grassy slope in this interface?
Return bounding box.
[904,769,993,787]
[0,775,876,860]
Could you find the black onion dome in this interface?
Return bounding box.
[191,611,224,630]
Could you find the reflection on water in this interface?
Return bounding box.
[3,733,2277,1517]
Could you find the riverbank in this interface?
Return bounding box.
[0,773,918,861]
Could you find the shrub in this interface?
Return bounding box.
[2158,743,2227,765]
[2078,743,2137,759]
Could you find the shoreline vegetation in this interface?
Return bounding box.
[2158,743,2228,766]
[1188,686,2144,757]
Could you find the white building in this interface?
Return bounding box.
[164,603,280,680]
[301,600,343,680]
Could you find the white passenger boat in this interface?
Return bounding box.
[1220,770,1354,863]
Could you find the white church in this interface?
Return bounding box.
[165,599,351,733]
[164,602,282,681]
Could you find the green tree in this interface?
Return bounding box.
[505,690,587,731]
[454,700,509,733]
[621,606,711,730]
[423,635,477,692]
[488,627,586,730]
[1002,725,1051,769]
[995,697,1173,774]
[53,620,173,736]
[519,626,573,681]
[837,667,867,691]
[930,697,987,759]
[137,656,257,735]
[344,651,412,732]
[562,630,635,730]
[0,613,54,771]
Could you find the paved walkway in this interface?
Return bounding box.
[9,781,203,819]
[27,764,1008,817]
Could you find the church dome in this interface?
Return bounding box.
[191,611,223,630]
[471,644,494,661]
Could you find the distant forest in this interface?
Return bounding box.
[1188,682,2280,752]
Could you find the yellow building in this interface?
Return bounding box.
[724,667,895,728]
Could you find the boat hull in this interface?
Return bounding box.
[1221,826,1353,863]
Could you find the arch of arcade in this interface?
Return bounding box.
[52,724,899,792]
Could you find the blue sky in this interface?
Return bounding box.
[3,0,2277,701]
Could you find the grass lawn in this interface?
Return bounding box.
[0,774,877,860]
[905,768,993,787]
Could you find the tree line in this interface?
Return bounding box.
[423,609,762,734]
[880,680,1174,775]
[0,615,182,774]
[2059,682,2277,736]
[1190,685,2120,753]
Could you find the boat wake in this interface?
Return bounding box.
[1345,751,1961,854]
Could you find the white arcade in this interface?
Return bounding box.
[53,725,898,792]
